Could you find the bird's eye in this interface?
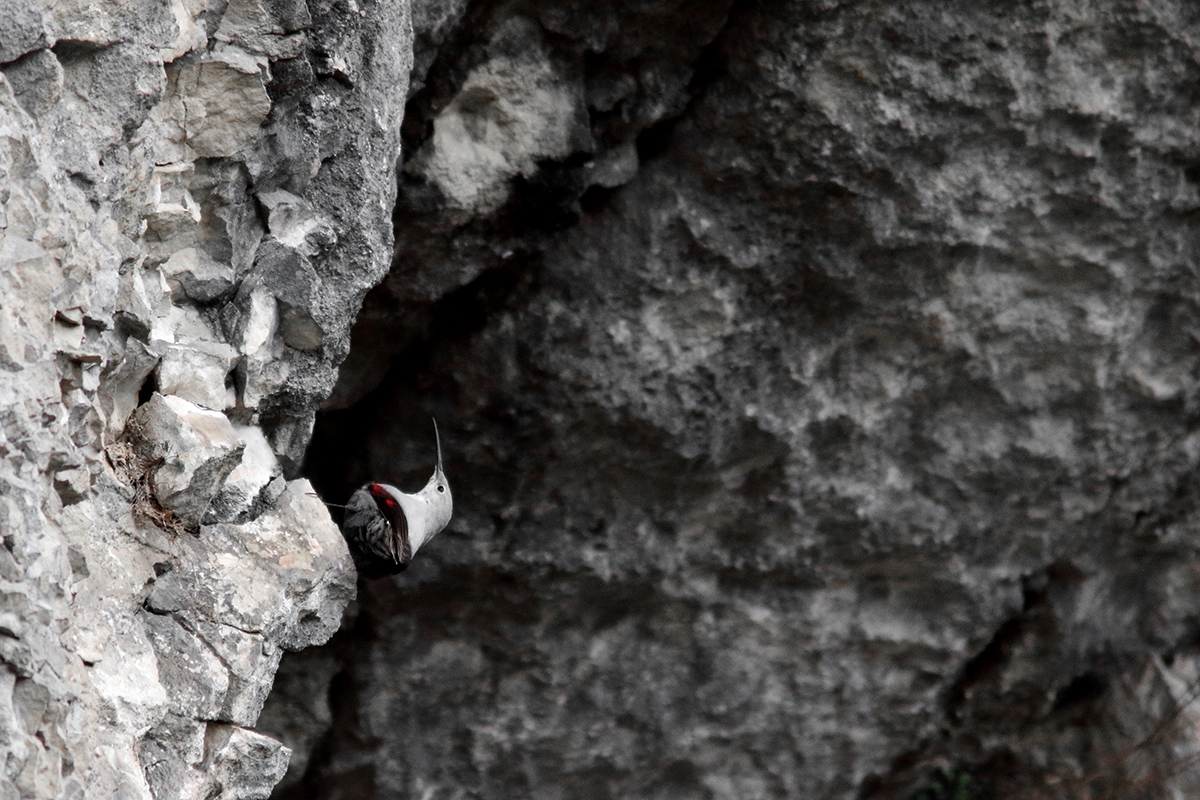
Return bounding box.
[437,485,445,493]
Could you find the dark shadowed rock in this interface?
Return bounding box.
[266,1,1200,799]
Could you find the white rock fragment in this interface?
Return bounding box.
[240,286,278,357]
[122,393,246,528]
[146,480,355,649]
[203,725,291,800]
[164,0,209,61]
[52,467,91,505]
[235,285,293,410]
[205,424,281,523]
[97,339,161,440]
[258,190,337,257]
[160,247,236,302]
[112,265,159,340]
[407,16,589,215]
[147,162,201,227]
[179,54,272,159]
[88,612,171,733]
[156,340,238,411]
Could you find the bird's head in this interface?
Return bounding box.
[414,418,453,544]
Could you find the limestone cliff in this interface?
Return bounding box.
[9,1,1200,799]
[0,0,410,796]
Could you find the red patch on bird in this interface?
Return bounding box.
[369,484,398,508]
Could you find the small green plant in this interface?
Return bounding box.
[914,768,986,800]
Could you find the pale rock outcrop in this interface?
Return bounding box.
[407,15,592,218]
[122,393,247,529]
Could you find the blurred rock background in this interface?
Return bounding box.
[258,1,1200,799]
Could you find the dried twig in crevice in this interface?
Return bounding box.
[106,441,189,537]
[1019,663,1200,800]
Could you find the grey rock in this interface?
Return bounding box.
[50,42,169,179]
[146,480,354,649]
[159,247,237,303]
[409,0,469,97]
[97,338,161,439]
[192,619,282,727]
[248,240,324,349]
[214,0,308,60]
[205,424,282,524]
[2,47,62,117]
[587,139,638,189]
[203,724,290,800]
[0,0,408,794]
[51,466,90,505]
[50,0,176,50]
[250,642,341,793]
[228,282,287,411]
[122,393,245,528]
[405,15,592,217]
[258,190,336,258]
[222,239,327,412]
[156,341,239,411]
[179,53,272,160]
[140,713,208,800]
[141,716,290,800]
[0,3,50,65]
[141,611,230,720]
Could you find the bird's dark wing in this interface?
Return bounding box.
[375,492,411,565]
[342,485,416,577]
[344,490,390,561]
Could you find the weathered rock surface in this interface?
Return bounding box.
[123,393,247,529]
[0,0,412,795]
[272,1,1200,799]
[9,0,1200,796]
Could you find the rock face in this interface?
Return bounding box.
[0,0,411,796]
[269,1,1200,799]
[8,0,1200,797]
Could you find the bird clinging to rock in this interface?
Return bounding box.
[341,420,453,577]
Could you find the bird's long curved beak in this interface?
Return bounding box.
[433,417,443,475]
